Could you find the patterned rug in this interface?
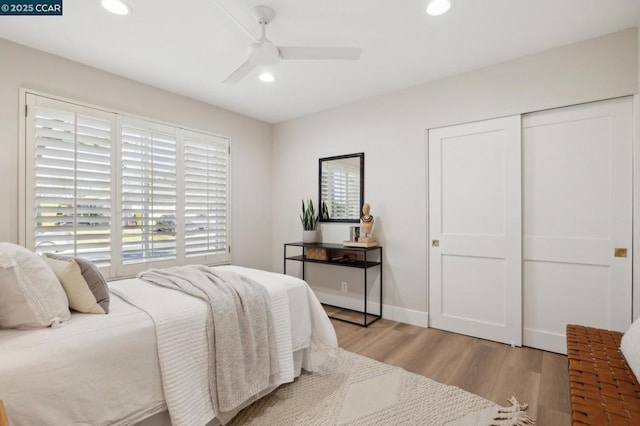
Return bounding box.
[229,348,534,425]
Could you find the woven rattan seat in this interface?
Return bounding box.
[566,324,640,425]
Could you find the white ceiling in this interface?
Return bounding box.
[0,0,639,123]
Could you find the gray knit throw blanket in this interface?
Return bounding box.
[138,265,279,422]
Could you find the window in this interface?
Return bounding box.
[120,118,178,266]
[23,93,230,278]
[183,130,229,262]
[26,97,115,266]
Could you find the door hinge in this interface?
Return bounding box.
[228,145,231,155]
[228,245,231,253]
[25,105,28,117]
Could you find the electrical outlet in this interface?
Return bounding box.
[341,281,348,292]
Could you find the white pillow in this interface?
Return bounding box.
[0,243,70,328]
[621,317,640,381]
[43,254,109,314]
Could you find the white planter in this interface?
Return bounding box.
[302,230,318,244]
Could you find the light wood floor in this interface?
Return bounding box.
[325,307,571,425]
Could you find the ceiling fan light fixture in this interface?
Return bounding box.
[221,4,362,84]
[249,41,280,66]
[426,0,452,16]
[259,72,275,83]
[101,0,130,16]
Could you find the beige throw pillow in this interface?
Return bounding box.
[0,243,70,328]
[42,253,109,314]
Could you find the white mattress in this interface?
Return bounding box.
[0,266,335,426]
[0,295,166,426]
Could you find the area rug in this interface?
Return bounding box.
[229,348,534,425]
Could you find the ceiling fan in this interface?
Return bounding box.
[217,4,363,84]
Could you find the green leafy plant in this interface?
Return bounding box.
[300,199,319,231]
[321,201,330,220]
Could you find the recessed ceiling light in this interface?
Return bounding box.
[259,72,275,83]
[426,0,452,16]
[101,0,130,16]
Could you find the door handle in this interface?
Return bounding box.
[615,248,627,258]
[432,240,439,247]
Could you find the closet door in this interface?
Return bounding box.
[428,116,522,346]
[522,97,633,354]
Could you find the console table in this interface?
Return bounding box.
[283,242,382,327]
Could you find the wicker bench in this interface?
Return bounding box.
[566,324,640,425]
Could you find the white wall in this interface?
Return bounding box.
[272,28,639,326]
[0,38,273,271]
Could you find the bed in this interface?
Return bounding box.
[0,265,338,426]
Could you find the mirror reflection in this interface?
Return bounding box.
[318,153,364,223]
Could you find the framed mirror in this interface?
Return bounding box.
[318,152,364,223]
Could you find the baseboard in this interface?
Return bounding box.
[523,328,567,354]
[385,305,429,328]
[313,289,429,328]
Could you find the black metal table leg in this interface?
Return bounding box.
[364,250,368,326]
[380,247,383,319]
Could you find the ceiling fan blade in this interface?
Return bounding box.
[223,60,256,84]
[211,0,259,42]
[279,47,362,60]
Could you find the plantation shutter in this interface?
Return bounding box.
[26,94,115,266]
[120,118,177,267]
[183,130,230,264]
[24,92,231,278]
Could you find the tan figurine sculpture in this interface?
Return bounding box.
[358,203,378,246]
[343,202,379,247]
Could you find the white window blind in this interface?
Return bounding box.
[184,130,229,262]
[121,119,177,265]
[26,95,115,267]
[23,93,231,278]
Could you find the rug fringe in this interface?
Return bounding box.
[490,396,535,425]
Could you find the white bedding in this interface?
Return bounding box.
[0,266,337,426]
[0,295,166,426]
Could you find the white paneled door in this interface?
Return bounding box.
[522,98,633,354]
[428,116,523,346]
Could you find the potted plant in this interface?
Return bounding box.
[300,199,319,243]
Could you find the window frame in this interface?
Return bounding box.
[19,89,232,279]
